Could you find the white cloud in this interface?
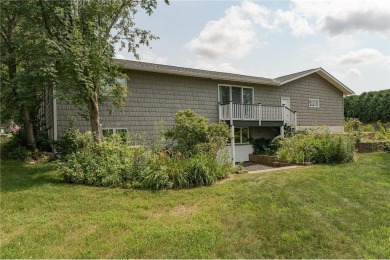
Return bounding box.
[138,50,168,64]
[343,68,363,79]
[186,2,259,59]
[317,48,389,66]
[194,61,242,74]
[291,0,390,37]
[185,0,389,61]
[275,10,314,36]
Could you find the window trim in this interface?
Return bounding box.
[234,127,250,144]
[102,127,128,141]
[308,99,320,108]
[218,84,254,104]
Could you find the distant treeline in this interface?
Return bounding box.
[344,89,390,123]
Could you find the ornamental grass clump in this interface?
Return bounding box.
[278,127,355,164]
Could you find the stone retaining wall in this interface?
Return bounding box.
[356,142,386,153]
[248,154,292,167]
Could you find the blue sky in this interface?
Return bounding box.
[115,0,390,95]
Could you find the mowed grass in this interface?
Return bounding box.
[1,153,389,258]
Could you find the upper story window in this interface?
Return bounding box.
[309,99,320,108]
[101,77,127,96]
[219,85,253,104]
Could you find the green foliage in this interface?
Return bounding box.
[3,146,31,160]
[37,0,165,140]
[35,131,53,152]
[1,129,52,160]
[374,121,390,141]
[1,130,28,160]
[361,124,375,132]
[165,109,230,157]
[344,118,363,142]
[58,131,233,190]
[1,1,58,150]
[2,153,390,258]
[250,137,280,155]
[58,110,233,190]
[58,138,136,187]
[55,126,93,158]
[344,118,363,132]
[344,89,390,123]
[384,142,390,153]
[278,128,355,164]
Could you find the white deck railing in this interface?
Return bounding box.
[219,102,297,127]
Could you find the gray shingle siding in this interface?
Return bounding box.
[280,74,344,127]
[56,69,344,140]
[57,70,220,138]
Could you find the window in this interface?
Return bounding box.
[102,128,128,142]
[219,85,253,104]
[101,78,128,97]
[116,78,128,97]
[234,127,249,144]
[309,99,320,108]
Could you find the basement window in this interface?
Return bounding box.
[102,128,128,142]
[309,99,320,108]
[234,127,249,144]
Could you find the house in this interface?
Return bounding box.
[45,59,354,163]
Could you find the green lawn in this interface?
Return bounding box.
[1,153,389,258]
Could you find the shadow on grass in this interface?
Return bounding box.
[0,160,62,192]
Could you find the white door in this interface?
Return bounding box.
[281,97,290,122]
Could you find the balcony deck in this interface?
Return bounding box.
[219,103,297,127]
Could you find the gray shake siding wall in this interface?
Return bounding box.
[56,70,220,139]
[254,74,344,127]
[56,69,344,140]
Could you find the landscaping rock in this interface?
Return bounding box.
[25,157,36,164]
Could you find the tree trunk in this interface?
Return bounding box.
[7,43,37,151]
[21,104,37,151]
[88,93,103,142]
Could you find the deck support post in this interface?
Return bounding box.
[229,101,233,126]
[294,111,298,129]
[218,102,221,122]
[230,125,235,165]
[258,103,262,126]
[280,125,285,137]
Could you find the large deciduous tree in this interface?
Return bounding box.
[38,0,165,142]
[1,1,57,151]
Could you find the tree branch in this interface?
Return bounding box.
[103,0,127,40]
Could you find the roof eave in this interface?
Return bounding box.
[278,68,354,95]
[117,60,279,86]
[316,69,355,95]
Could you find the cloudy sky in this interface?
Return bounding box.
[115,0,390,95]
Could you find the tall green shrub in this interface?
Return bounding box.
[278,128,355,164]
[165,109,230,157]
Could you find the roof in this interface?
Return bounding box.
[116,59,278,85]
[116,59,354,95]
[275,68,318,82]
[276,67,354,95]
